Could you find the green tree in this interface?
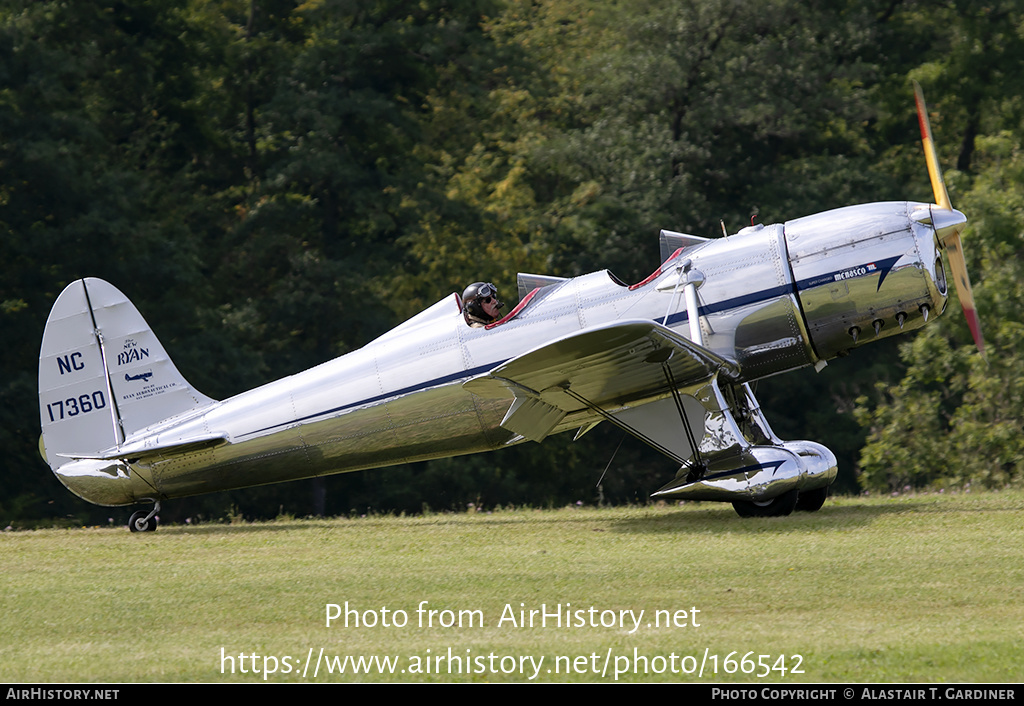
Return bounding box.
[0,0,229,524]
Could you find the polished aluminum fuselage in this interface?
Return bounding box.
[53,202,948,506]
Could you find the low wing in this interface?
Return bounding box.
[463,319,739,445]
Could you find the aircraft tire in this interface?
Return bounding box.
[128,510,158,533]
[795,486,829,512]
[732,489,799,518]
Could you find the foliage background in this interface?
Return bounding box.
[2,0,1022,526]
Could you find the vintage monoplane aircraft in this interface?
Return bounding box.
[38,86,983,530]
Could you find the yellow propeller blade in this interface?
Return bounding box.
[914,81,952,211]
[913,81,985,356]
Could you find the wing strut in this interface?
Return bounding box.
[659,259,708,345]
[662,360,706,479]
[560,354,709,477]
[560,385,689,464]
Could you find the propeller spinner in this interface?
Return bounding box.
[913,80,985,355]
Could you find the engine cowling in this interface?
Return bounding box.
[783,201,949,361]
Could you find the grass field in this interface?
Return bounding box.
[2,490,1022,683]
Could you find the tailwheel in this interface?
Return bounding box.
[128,506,159,532]
[732,489,799,518]
[795,485,829,512]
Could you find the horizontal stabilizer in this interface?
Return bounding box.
[58,432,229,463]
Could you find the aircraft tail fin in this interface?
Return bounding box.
[38,278,215,469]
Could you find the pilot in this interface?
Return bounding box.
[462,282,504,327]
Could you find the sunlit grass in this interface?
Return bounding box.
[2,490,1022,682]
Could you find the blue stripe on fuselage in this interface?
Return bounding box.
[660,258,894,326]
[240,360,506,438]
[660,283,794,327]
